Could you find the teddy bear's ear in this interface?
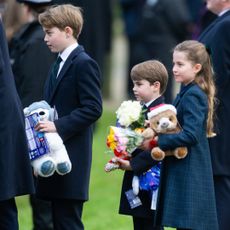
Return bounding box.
[23,107,30,115]
[49,108,55,121]
[49,107,58,121]
[53,106,58,120]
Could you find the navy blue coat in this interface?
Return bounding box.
[119,96,164,218]
[156,83,218,229]
[0,21,34,201]
[36,45,102,201]
[199,10,230,176]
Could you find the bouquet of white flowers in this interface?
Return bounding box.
[116,100,145,130]
[105,100,146,172]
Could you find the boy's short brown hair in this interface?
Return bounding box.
[38,4,83,39]
[131,60,168,95]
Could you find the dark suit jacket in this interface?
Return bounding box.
[119,96,164,218]
[156,83,218,229]
[36,45,102,201]
[0,21,34,201]
[199,10,230,176]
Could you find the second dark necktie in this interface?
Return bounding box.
[142,104,148,119]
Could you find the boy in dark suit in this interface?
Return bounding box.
[116,60,168,230]
[35,4,102,230]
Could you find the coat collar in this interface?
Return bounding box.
[46,45,84,103]
[173,82,194,107]
[147,96,165,112]
[141,96,164,119]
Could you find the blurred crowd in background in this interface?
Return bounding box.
[0,0,217,104]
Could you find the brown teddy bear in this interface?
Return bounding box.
[142,104,188,161]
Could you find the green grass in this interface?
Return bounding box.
[16,196,33,228]
[16,105,174,230]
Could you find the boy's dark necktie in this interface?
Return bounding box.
[51,56,62,89]
[142,104,148,119]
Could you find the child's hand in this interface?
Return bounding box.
[35,121,57,132]
[139,139,152,151]
[115,158,132,171]
[139,136,158,151]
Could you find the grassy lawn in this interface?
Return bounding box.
[16,104,174,230]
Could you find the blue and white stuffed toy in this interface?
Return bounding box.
[24,100,71,177]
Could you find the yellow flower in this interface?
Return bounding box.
[106,127,117,150]
[134,128,145,134]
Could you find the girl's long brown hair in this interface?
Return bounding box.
[174,40,216,137]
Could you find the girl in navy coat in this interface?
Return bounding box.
[155,40,218,230]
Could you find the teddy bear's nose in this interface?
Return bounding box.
[161,122,169,129]
[39,111,45,116]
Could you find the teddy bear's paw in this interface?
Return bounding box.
[151,147,165,161]
[40,160,56,177]
[56,162,72,175]
[141,128,155,140]
[174,147,188,159]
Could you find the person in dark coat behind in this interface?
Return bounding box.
[10,0,56,107]
[8,0,56,229]
[0,19,35,230]
[120,0,192,102]
[198,1,230,229]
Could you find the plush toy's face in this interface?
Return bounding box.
[149,110,178,133]
[29,108,50,121]
[24,101,56,121]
